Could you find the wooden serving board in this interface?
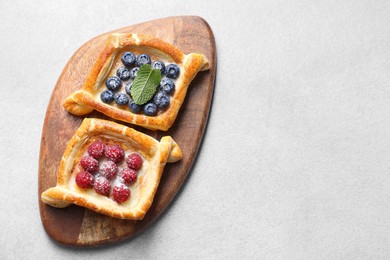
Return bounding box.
[38,16,216,246]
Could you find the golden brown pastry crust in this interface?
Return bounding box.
[41,118,182,220]
[63,33,209,131]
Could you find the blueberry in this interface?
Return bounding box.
[152,60,165,74]
[121,52,136,66]
[128,99,141,113]
[144,102,157,116]
[125,81,133,96]
[130,67,139,79]
[165,64,180,79]
[153,92,170,109]
[114,92,129,106]
[105,76,122,91]
[116,66,131,81]
[159,78,175,94]
[101,89,115,103]
[136,54,151,66]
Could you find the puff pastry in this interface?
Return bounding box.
[41,118,182,220]
[63,33,209,131]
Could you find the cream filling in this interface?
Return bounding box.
[93,48,185,110]
[68,148,150,209]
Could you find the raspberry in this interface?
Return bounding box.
[87,140,105,159]
[99,160,118,180]
[80,155,99,173]
[93,176,111,196]
[105,144,125,163]
[126,153,143,170]
[112,184,130,203]
[119,168,137,185]
[75,171,94,189]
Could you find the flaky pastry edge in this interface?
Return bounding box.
[63,33,210,131]
[41,118,182,220]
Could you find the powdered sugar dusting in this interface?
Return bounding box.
[69,139,148,207]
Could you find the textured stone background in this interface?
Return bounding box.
[2,0,390,259]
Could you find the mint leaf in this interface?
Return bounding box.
[130,64,161,105]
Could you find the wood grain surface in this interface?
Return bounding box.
[38,16,216,246]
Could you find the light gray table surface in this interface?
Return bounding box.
[2,0,390,259]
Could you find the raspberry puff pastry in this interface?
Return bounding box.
[41,118,182,220]
[63,33,209,131]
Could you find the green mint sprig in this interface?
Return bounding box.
[130,64,161,105]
